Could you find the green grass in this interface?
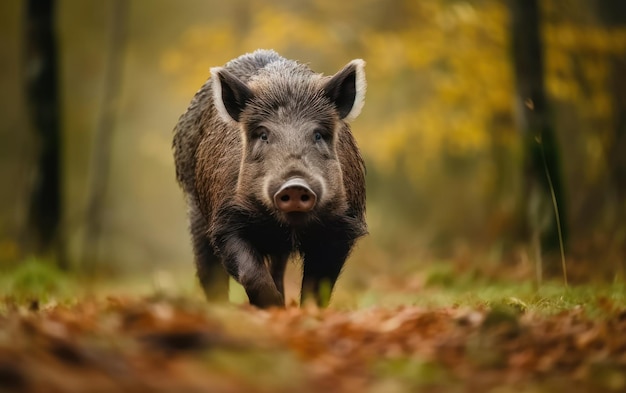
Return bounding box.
[1,259,625,317]
[0,257,74,302]
[330,263,626,316]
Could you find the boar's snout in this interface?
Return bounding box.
[273,178,317,213]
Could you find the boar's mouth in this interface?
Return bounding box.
[282,211,313,226]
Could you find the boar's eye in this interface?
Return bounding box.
[313,128,333,143]
[252,126,270,143]
[314,128,331,143]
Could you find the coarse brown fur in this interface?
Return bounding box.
[173,50,367,308]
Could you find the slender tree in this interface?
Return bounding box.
[23,0,64,266]
[508,0,568,282]
[81,0,129,269]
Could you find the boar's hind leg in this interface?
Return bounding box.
[301,241,353,307]
[190,204,229,301]
[221,236,284,308]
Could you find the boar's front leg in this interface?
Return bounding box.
[270,253,290,300]
[301,241,353,307]
[221,236,284,308]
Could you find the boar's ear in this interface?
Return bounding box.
[211,67,254,123]
[323,59,366,121]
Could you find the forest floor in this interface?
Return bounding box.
[1,261,626,393]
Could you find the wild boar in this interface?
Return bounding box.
[173,49,367,308]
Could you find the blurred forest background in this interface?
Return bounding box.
[1,0,625,292]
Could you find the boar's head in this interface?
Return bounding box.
[210,59,366,225]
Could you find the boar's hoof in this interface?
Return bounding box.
[248,288,285,308]
[274,178,317,213]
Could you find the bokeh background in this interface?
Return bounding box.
[1,0,625,298]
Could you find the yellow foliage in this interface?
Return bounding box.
[160,0,624,194]
[542,7,626,185]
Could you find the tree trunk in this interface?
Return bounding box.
[23,0,64,266]
[593,0,626,261]
[508,0,568,278]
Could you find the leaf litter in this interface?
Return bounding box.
[1,295,626,392]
